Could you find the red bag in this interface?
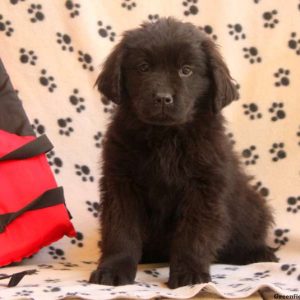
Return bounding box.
[0,129,76,266]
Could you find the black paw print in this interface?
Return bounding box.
[47,150,63,174]
[10,0,26,4]
[286,196,300,213]
[13,290,33,297]
[297,126,300,146]
[75,164,94,182]
[19,48,38,65]
[281,264,297,275]
[94,131,103,148]
[274,68,290,87]
[0,14,14,37]
[227,132,236,146]
[39,69,57,92]
[199,25,217,40]
[262,10,279,28]
[254,270,270,279]
[48,246,66,260]
[234,83,241,100]
[101,96,116,114]
[69,89,85,112]
[269,142,286,162]
[121,0,136,10]
[182,0,198,16]
[144,269,160,278]
[86,200,100,217]
[274,228,289,246]
[253,181,269,197]
[56,32,74,52]
[58,117,74,136]
[242,145,259,165]
[43,286,61,292]
[32,118,46,135]
[268,102,286,121]
[243,47,262,63]
[27,3,45,23]
[71,231,84,247]
[97,21,116,42]
[65,0,80,18]
[228,24,246,40]
[148,14,159,22]
[288,32,300,55]
[78,51,94,71]
[242,103,262,120]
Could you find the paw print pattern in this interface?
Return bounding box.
[48,246,66,260]
[101,96,116,114]
[274,228,289,246]
[58,118,74,136]
[227,132,236,146]
[19,48,37,65]
[242,103,262,120]
[97,21,116,42]
[71,231,84,247]
[94,131,103,148]
[268,102,286,121]
[182,0,199,16]
[269,142,286,162]
[47,150,63,174]
[65,0,80,18]
[254,270,270,279]
[69,89,85,112]
[262,10,279,28]
[121,0,136,10]
[281,264,297,275]
[75,164,94,182]
[288,32,300,55]
[43,286,61,293]
[144,269,160,278]
[274,68,290,87]
[199,25,217,40]
[86,200,100,217]
[297,126,300,146]
[39,69,57,92]
[148,14,159,22]
[242,145,259,165]
[56,32,74,52]
[10,0,26,4]
[13,290,33,297]
[228,24,246,40]
[286,196,300,213]
[27,3,45,23]
[243,47,262,63]
[0,14,14,37]
[32,118,46,135]
[78,51,94,71]
[253,181,269,197]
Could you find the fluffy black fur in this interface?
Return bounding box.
[89,18,278,289]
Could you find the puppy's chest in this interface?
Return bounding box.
[135,140,192,191]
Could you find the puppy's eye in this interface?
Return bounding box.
[179,65,193,77]
[137,63,150,73]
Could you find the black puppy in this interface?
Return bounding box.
[90,18,278,289]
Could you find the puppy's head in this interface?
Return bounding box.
[97,18,238,126]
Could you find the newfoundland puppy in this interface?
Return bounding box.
[89,18,278,288]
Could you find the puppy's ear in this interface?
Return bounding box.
[202,38,238,113]
[95,43,123,104]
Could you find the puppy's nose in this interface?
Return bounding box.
[154,93,174,105]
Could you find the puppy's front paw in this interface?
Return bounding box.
[168,268,211,289]
[89,255,137,286]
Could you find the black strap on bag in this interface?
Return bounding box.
[0,134,53,161]
[0,187,66,233]
[0,269,37,287]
